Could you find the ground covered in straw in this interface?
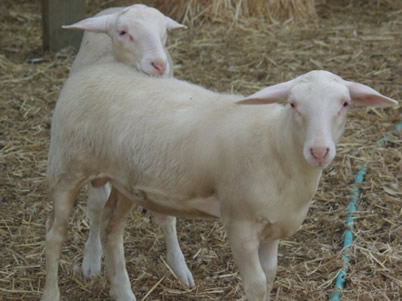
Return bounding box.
[0,0,401,300]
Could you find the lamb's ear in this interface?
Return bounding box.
[166,17,187,30]
[236,79,296,105]
[62,13,116,33]
[344,81,398,107]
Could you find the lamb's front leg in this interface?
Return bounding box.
[224,219,267,301]
[152,213,195,287]
[258,240,279,301]
[101,187,136,301]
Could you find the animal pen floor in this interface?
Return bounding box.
[0,0,401,300]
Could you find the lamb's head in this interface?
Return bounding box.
[237,70,398,169]
[63,4,185,76]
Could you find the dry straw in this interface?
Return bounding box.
[153,0,317,24]
[0,0,401,300]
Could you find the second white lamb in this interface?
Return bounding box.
[63,4,192,286]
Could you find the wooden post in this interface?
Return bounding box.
[41,0,85,51]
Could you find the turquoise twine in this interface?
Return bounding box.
[330,166,367,301]
[379,122,402,145]
[331,121,401,300]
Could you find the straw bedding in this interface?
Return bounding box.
[142,0,317,24]
[0,0,401,300]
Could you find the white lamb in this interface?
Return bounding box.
[63,4,193,286]
[42,63,397,301]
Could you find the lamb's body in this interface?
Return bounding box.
[50,63,317,230]
[43,63,397,301]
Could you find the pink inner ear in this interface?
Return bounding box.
[236,98,278,105]
[346,81,398,107]
[62,13,115,34]
[166,17,186,30]
[236,78,296,105]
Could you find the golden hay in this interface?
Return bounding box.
[109,0,317,24]
[154,0,317,23]
[0,0,401,300]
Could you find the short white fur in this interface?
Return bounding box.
[42,64,398,301]
[64,4,192,287]
[65,4,185,76]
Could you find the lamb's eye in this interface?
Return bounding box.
[119,30,126,36]
[343,101,349,107]
[290,103,296,108]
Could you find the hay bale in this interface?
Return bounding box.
[110,0,317,23]
[160,0,317,23]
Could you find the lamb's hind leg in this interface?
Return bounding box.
[152,213,195,287]
[101,187,136,301]
[258,240,279,301]
[82,183,111,279]
[41,182,82,301]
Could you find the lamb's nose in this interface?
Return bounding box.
[151,60,166,75]
[310,147,329,162]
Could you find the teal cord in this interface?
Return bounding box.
[379,122,402,145]
[331,121,401,300]
[330,166,367,301]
